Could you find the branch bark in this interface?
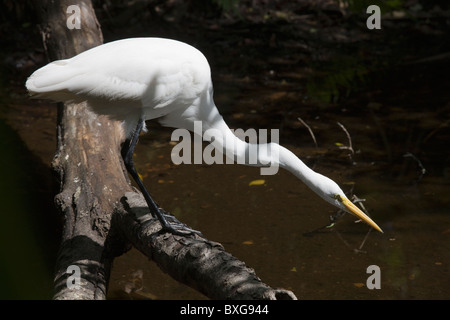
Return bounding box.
[117,192,297,300]
[35,0,131,300]
[34,0,297,300]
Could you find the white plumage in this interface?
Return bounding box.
[26,37,382,234]
[27,38,212,137]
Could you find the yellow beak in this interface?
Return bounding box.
[340,196,383,233]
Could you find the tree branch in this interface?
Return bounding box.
[34,0,297,300]
[116,192,297,300]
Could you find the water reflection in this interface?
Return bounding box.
[2,20,448,299]
[108,58,450,299]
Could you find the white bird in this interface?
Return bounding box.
[26,37,383,234]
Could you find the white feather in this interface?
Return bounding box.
[26,37,381,232]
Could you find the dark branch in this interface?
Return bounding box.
[115,192,297,300]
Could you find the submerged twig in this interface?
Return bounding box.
[298,117,318,148]
[403,152,426,182]
[336,121,355,159]
[306,194,375,254]
[302,209,346,237]
[351,195,371,253]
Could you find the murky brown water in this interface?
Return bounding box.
[3,63,450,300]
[1,8,449,299]
[106,58,450,299]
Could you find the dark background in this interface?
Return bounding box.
[0,0,449,299]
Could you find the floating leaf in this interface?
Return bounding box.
[290,267,297,272]
[353,283,365,288]
[335,142,344,146]
[249,179,265,186]
[242,240,253,245]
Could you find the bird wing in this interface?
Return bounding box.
[26,38,211,117]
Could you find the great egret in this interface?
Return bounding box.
[26,37,383,234]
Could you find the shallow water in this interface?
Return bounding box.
[1,15,449,299]
[106,58,450,300]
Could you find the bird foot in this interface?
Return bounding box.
[161,222,203,237]
[145,210,203,237]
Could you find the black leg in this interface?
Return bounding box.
[121,119,201,236]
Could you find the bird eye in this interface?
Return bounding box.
[334,194,343,202]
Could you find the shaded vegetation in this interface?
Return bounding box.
[0,0,449,300]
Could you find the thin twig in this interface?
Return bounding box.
[352,194,371,253]
[356,228,371,254]
[302,209,346,237]
[403,152,426,182]
[336,121,356,165]
[336,121,354,155]
[319,194,374,254]
[298,117,318,148]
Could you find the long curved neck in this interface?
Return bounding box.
[200,107,320,190]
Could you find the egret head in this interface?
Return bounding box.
[310,173,383,233]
